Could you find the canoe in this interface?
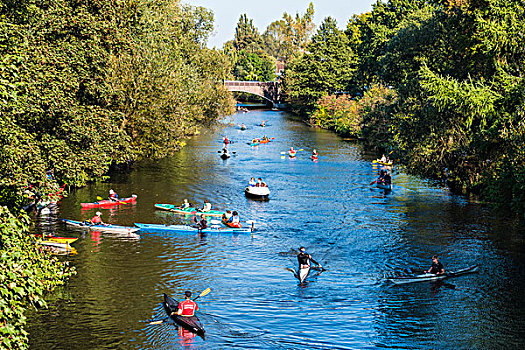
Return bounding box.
[33,234,78,244]
[245,186,270,199]
[163,293,205,337]
[80,195,137,208]
[62,219,140,234]
[154,204,225,217]
[222,217,242,228]
[135,223,254,234]
[376,183,392,190]
[388,265,479,284]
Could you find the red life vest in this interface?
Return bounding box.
[177,299,198,316]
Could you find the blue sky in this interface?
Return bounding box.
[184,0,377,48]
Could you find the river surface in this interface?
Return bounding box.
[28,109,524,349]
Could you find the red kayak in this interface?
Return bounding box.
[222,217,242,228]
[80,195,137,208]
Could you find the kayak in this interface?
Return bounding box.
[259,138,272,144]
[222,217,241,228]
[38,242,77,255]
[298,266,310,283]
[388,265,479,284]
[62,219,140,234]
[376,183,392,190]
[249,140,260,146]
[80,195,137,209]
[154,204,225,217]
[135,223,254,234]
[245,186,270,199]
[374,160,394,166]
[220,153,231,159]
[311,155,318,161]
[33,234,78,244]
[289,151,296,158]
[163,293,205,337]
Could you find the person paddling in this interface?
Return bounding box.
[311,149,318,159]
[200,200,212,212]
[181,199,191,209]
[227,211,240,225]
[256,178,267,187]
[297,247,322,270]
[192,214,208,230]
[427,255,445,275]
[90,211,103,225]
[108,189,119,201]
[249,177,256,187]
[175,291,198,317]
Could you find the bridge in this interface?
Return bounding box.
[224,80,285,108]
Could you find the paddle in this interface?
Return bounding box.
[149,288,211,325]
[97,196,126,205]
[370,180,377,185]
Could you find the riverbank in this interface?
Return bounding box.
[0,208,75,350]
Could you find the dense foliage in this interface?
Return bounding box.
[285,17,357,115]
[0,0,234,201]
[284,0,525,216]
[0,207,75,349]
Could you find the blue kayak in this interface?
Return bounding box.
[135,223,254,234]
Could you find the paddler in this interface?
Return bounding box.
[227,211,240,225]
[260,120,265,127]
[427,255,445,275]
[297,247,322,270]
[181,199,191,209]
[192,214,207,230]
[262,135,269,141]
[223,136,229,145]
[240,123,246,130]
[312,149,318,159]
[249,177,256,187]
[175,291,198,317]
[108,189,119,201]
[200,200,212,212]
[90,211,103,225]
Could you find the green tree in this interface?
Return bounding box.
[233,14,262,52]
[285,17,357,115]
[234,50,275,81]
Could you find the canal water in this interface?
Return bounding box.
[28,109,524,349]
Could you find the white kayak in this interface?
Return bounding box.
[62,219,140,235]
[298,266,311,283]
[245,186,270,199]
[388,265,479,284]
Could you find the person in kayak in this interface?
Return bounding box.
[108,189,119,201]
[222,210,232,221]
[427,255,445,275]
[181,199,191,209]
[260,120,265,127]
[249,177,256,187]
[297,247,322,269]
[192,214,208,230]
[175,291,198,317]
[262,135,269,141]
[377,170,386,184]
[311,149,318,159]
[240,123,246,130]
[223,136,229,145]
[227,211,240,225]
[383,171,392,185]
[256,178,267,187]
[199,200,212,212]
[90,211,103,225]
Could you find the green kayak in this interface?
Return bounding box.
[154,204,225,217]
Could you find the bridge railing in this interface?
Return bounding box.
[224,80,277,87]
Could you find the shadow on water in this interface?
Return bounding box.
[27,109,525,349]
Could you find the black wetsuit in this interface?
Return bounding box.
[429,261,444,274]
[297,252,310,267]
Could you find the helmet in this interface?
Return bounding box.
[96,211,102,216]
[109,189,115,194]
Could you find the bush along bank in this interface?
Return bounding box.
[0,207,75,350]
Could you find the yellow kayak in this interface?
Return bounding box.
[33,234,78,244]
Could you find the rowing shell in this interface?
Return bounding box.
[388,265,479,284]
